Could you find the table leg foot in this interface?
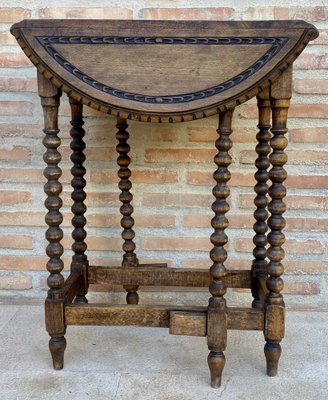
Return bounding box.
[126,290,139,305]
[74,295,88,304]
[208,351,225,388]
[49,336,66,370]
[264,340,281,376]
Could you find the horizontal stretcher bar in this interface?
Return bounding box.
[65,304,264,334]
[88,265,252,288]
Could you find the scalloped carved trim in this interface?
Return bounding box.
[37,36,288,104]
[12,29,315,123]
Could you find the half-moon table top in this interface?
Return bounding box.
[11,19,318,123]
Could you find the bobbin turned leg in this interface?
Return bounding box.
[252,88,271,309]
[69,98,88,304]
[38,72,66,370]
[116,117,139,304]
[207,109,233,388]
[264,69,291,376]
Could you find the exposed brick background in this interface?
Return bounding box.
[0,1,327,309]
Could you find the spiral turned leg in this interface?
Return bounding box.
[69,98,88,304]
[264,96,289,377]
[116,117,139,304]
[252,91,271,309]
[207,109,233,388]
[38,72,66,370]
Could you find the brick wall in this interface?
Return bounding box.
[0,1,327,309]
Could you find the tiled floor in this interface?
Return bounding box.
[0,303,327,399]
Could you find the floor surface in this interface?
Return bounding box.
[0,303,327,399]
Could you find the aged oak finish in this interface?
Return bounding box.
[116,117,139,304]
[11,19,318,388]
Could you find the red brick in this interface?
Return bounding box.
[89,169,117,184]
[274,7,328,22]
[187,170,214,186]
[294,79,328,94]
[134,169,178,184]
[0,191,30,205]
[290,127,328,143]
[0,123,70,138]
[61,190,119,208]
[235,237,325,254]
[182,258,249,270]
[312,30,328,45]
[40,7,133,19]
[142,192,212,208]
[187,127,217,143]
[231,128,257,143]
[240,149,328,165]
[140,8,234,20]
[0,274,32,290]
[273,7,289,19]
[142,237,211,251]
[243,7,274,20]
[294,53,328,70]
[240,103,328,119]
[90,168,178,184]
[86,122,118,140]
[0,52,32,68]
[238,104,258,119]
[0,168,71,183]
[145,148,215,164]
[0,234,33,249]
[83,257,122,268]
[187,126,256,143]
[85,192,119,208]
[13,167,39,184]
[62,235,122,251]
[0,76,37,92]
[0,211,44,227]
[87,213,120,228]
[286,175,328,189]
[59,101,105,117]
[231,282,321,297]
[0,101,33,116]
[0,146,30,161]
[0,7,31,23]
[92,123,180,142]
[0,31,16,45]
[187,171,215,186]
[136,214,176,228]
[182,259,328,275]
[288,149,320,165]
[60,146,117,162]
[87,213,175,228]
[183,214,253,229]
[183,214,211,228]
[286,218,328,232]
[239,150,257,163]
[0,256,73,271]
[286,196,328,211]
[187,170,255,187]
[285,260,328,274]
[283,281,320,295]
[239,194,328,211]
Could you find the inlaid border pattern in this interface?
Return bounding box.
[37,36,288,104]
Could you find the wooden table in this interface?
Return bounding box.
[11,19,318,388]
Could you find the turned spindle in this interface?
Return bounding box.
[39,72,66,370]
[264,96,289,377]
[251,91,271,309]
[69,98,88,304]
[207,109,233,388]
[116,117,139,304]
